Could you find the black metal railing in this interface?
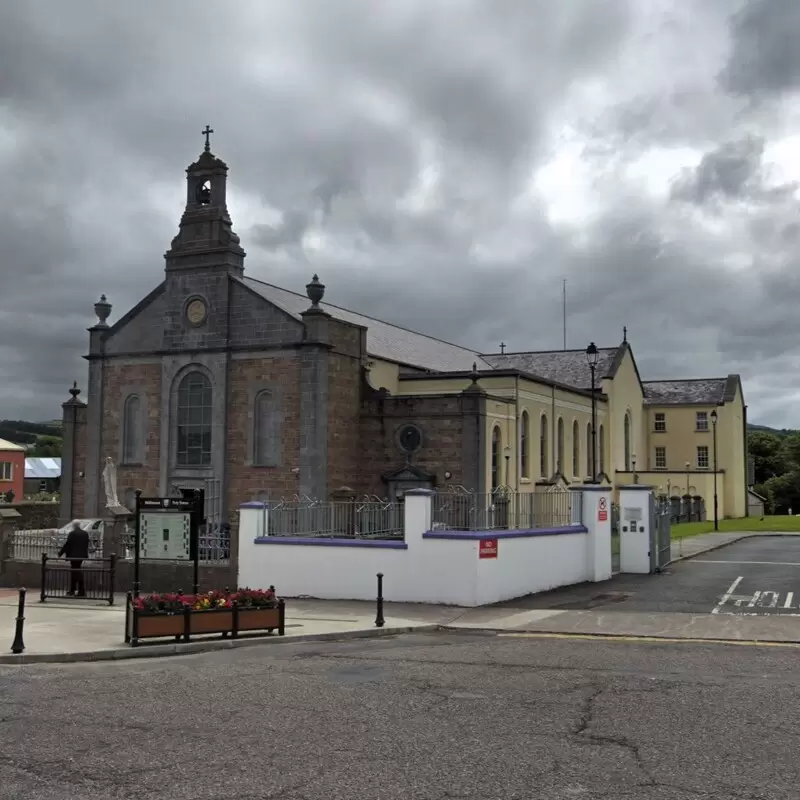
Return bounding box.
[40,554,116,605]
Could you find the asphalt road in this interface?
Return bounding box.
[2,631,800,799]
[499,535,800,616]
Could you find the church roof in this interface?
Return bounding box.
[642,377,737,405]
[242,277,491,373]
[482,347,621,390]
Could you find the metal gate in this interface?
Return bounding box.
[611,502,620,573]
[649,496,672,572]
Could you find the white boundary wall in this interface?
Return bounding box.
[237,487,613,607]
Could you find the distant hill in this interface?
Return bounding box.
[748,423,796,437]
[0,420,63,455]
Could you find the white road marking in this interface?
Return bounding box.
[759,591,780,608]
[692,560,800,567]
[746,592,761,608]
[711,576,743,614]
[785,592,794,609]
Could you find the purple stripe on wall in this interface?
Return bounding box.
[254,537,408,549]
[422,525,587,541]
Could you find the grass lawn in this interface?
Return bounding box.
[671,516,800,540]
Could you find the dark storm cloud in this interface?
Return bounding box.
[1,1,799,426]
[721,0,800,96]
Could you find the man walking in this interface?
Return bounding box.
[58,522,89,597]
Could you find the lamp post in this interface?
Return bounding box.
[685,461,691,522]
[586,342,599,482]
[710,409,719,531]
[632,454,638,484]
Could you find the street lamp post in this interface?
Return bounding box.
[632,454,638,484]
[586,342,599,482]
[710,409,719,531]
[685,461,691,522]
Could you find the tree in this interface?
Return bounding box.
[28,435,62,458]
[748,430,787,484]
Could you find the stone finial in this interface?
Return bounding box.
[94,294,112,327]
[623,325,627,343]
[63,381,86,408]
[306,274,325,308]
[69,381,81,400]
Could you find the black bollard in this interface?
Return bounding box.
[375,572,385,628]
[11,587,26,654]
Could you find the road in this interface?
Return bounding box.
[499,535,800,616]
[2,630,799,799]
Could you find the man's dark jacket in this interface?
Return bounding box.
[59,528,90,560]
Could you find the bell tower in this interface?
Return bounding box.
[164,125,245,276]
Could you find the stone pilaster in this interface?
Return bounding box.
[59,383,87,525]
[460,365,488,494]
[84,298,110,518]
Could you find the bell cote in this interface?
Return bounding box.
[164,126,245,276]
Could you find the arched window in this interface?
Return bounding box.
[491,426,501,490]
[176,372,212,467]
[520,411,529,479]
[556,417,564,474]
[572,420,579,477]
[122,394,142,464]
[254,389,280,467]
[624,413,631,471]
[599,424,606,475]
[540,415,548,478]
[586,422,592,478]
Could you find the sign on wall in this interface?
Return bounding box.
[479,538,498,559]
[139,511,191,560]
[598,496,608,522]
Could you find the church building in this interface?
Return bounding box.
[59,136,750,535]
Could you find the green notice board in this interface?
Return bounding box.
[139,511,192,560]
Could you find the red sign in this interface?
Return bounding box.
[598,496,608,522]
[479,538,498,559]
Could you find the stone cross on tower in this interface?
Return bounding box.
[202,125,214,153]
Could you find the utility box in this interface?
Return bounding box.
[619,485,653,574]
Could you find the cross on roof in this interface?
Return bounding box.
[499,342,506,354]
[202,125,214,152]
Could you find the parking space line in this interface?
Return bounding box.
[692,560,800,567]
[711,576,743,615]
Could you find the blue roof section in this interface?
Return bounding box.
[24,458,62,479]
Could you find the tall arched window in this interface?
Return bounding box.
[599,424,606,475]
[520,411,529,479]
[491,426,501,490]
[586,422,592,478]
[556,417,565,473]
[176,372,212,467]
[623,413,631,471]
[572,420,579,478]
[540,415,548,478]
[254,389,281,467]
[122,394,142,464]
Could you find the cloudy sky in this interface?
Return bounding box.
[1,0,799,426]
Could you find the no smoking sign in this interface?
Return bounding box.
[598,496,608,522]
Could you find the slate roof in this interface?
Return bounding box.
[642,377,736,406]
[25,457,61,480]
[481,348,621,391]
[242,277,491,373]
[0,438,25,452]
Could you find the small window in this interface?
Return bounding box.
[655,447,667,470]
[540,415,548,478]
[572,420,579,477]
[520,412,529,479]
[0,462,11,481]
[654,412,666,432]
[696,411,708,431]
[491,426,502,490]
[556,418,565,473]
[697,445,709,469]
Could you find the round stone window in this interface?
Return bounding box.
[396,424,423,455]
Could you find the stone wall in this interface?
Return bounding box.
[226,355,302,516]
[359,393,471,496]
[327,320,365,496]
[102,361,163,503]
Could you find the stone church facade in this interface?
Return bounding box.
[59,138,750,537]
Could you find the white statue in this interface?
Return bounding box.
[102,457,120,510]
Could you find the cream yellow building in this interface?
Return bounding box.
[360,331,747,519]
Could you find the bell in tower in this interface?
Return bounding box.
[164,125,246,277]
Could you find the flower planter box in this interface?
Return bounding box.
[125,595,285,647]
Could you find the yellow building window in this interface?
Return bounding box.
[655,447,666,470]
[696,411,708,432]
[697,445,709,469]
[654,413,666,432]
